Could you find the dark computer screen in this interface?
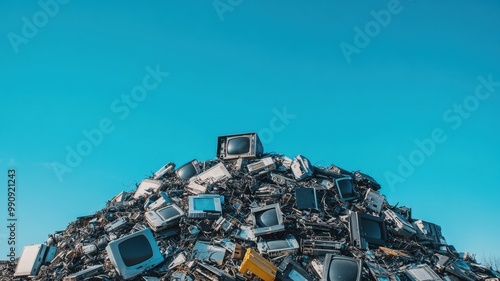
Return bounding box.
[267,240,291,250]
[227,137,250,155]
[337,178,355,200]
[288,269,308,281]
[193,198,216,211]
[350,212,387,249]
[118,235,153,266]
[176,162,198,180]
[157,206,180,221]
[295,187,317,209]
[255,209,278,227]
[361,218,383,240]
[328,259,360,281]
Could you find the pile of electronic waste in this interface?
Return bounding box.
[6,133,500,281]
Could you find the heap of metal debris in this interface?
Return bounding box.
[6,133,500,281]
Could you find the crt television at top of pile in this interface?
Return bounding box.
[105,228,164,280]
[217,132,263,160]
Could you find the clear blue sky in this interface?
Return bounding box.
[1,0,499,261]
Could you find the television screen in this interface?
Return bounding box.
[295,187,318,209]
[361,218,383,240]
[335,177,356,201]
[188,194,223,218]
[157,205,182,220]
[118,235,153,266]
[257,235,299,257]
[227,137,250,154]
[350,212,387,249]
[194,198,216,211]
[176,160,199,180]
[217,133,263,160]
[288,269,309,281]
[106,228,164,280]
[255,209,279,227]
[251,203,285,236]
[145,204,184,232]
[277,255,313,281]
[266,240,290,249]
[322,255,362,281]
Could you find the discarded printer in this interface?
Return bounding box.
[6,132,499,281]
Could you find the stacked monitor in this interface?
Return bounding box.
[217,132,263,160]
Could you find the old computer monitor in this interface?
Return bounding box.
[322,254,362,281]
[257,235,299,257]
[277,256,313,281]
[188,194,223,219]
[175,159,200,180]
[349,211,387,250]
[335,176,356,201]
[105,228,164,280]
[14,244,49,277]
[216,132,264,160]
[251,203,285,236]
[145,204,184,232]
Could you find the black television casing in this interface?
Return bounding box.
[322,254,362,281]
[175,159,200,180]
[349,212,387,250]
[335,176,357,201]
